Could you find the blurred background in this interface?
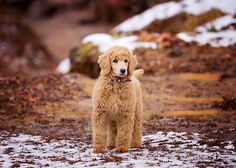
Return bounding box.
[0,0,166,76]
[0,0,236,166]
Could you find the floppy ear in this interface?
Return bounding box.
[128,54,137,76]
[98,54,111,76]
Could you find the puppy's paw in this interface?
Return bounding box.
[107,141,115,149]
[93,145,105,153]
[107,145,115,149]
[116,145,129,153]
[131,141,142,148]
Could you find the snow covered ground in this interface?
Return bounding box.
[114,0,236,32]
[177,30,236,47]
[56,57,71,74]
[82,0,236,53]
[82,33,157,53]
[114,0,236,48]
[195,15,236,33]
[177,14,236,47]
[1,132,235,167]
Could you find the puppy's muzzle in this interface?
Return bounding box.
[120,68,126,74]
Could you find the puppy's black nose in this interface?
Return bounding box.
[120,69,126,74]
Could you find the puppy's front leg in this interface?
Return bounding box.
[131,101,143,148]
[107,121,117,149]
[116,114,134,152]
[92,110,108,153]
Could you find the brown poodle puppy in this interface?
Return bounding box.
[92,46,144,153]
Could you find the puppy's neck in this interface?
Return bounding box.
[111,76,131,84]
[112,77,131,84]
[101,75,131,85]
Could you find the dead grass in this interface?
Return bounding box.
[163,109,219,117]
[143,9,225,33]
[40,100,91,122]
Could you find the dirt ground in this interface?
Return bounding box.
[1,68,236,167]
[1,63,235,141]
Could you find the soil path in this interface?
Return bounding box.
[27,10,112,63]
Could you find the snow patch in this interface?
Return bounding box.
[82,33,157,53]
[177,30,236,47]
[196,15,236,32]
[181,0,236,15]
[1,132,236,167]
[114,0,236,32]
[224,141,235,150]
[114,1,182,32]
[56,58,71,74]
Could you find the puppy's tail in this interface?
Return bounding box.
[133,69,144,79]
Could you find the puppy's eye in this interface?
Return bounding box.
[113,59,118,63]
[124,59,128,63]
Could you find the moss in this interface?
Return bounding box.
[69,47,79,59]
[69,43,101,78]
[149,112,163,120]
[135,47,148,52]
[185,91,200,97]
[84,125,92,133]
[24,129,36,135]
[111,32,120,39]
[208,26,218,32]
[79,43,99,57]
[69,43,99,62]
[127,31,134,36]
[145,162,155,166]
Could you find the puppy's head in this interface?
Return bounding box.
[98,46,137,78]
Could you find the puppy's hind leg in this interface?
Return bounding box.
[92,111,108,153]
[107,121,117,149]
